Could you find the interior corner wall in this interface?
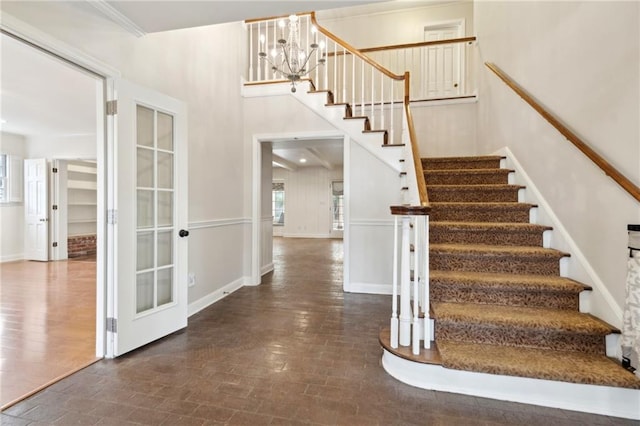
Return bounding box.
[1,2,248,309]
[474,1,640,322]
[0,132,26,261]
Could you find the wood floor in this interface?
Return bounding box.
[0,256,99,409]
[2,238,634,425]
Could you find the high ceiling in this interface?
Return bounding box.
[0,33,98,137]
[102,0,388,34]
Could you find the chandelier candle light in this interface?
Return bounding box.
[258,15,326,92]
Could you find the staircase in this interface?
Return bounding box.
[424,155,640,388]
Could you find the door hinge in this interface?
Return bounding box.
[106,100,118,116]
[52,167,58,173]
[52,204,58,210]
[107,209,118,224]
[106,317,117,333]
[52,242,58,247]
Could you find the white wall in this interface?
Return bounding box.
[0,132,26,261]
[347,142,402,293]
[475,1,640,325]
[412,100,478,157]
[1,2,247,308]
[26,134,96,159]
[272,166,343,238]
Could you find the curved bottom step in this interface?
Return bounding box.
[381,349,640,420]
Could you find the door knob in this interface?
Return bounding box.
[179,229,189,238]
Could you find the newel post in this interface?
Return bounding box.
[390,205,431,351]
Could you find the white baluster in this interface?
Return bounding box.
[342,47,346,103]
[390,81,394,145]
[424,214,431,349]
[248,23,253,82]
[351,53,355,111]
[413,215,420,355]
[380,73,384,137]
[333,42,338,103]
[370,65,375,128]
[361,60,365,117]
[391,215,399,348]
[399,216,411,346]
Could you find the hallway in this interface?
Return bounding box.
[1,238,633,424]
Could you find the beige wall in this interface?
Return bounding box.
[475,1,640,324]
[318,1,474,47]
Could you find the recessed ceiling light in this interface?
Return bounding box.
[299,158,307,163]
[0,119,6,124]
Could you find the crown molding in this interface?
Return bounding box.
[86,0,146,38]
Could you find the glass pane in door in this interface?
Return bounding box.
[135,105,175,315]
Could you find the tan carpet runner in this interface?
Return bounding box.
[424,155,640,389]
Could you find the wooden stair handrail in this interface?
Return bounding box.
[310,12,404,82]
[486,62,640,203]
[310,12,429,208]
[328,36,477,57]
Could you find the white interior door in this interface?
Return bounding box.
[423,23,463,98]
[110,79,188,357]
[24,158,49,261]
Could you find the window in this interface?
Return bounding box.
[0,154,23,203]
[272,182,285,225]
[0,154,6,202]
[332,181,344,230]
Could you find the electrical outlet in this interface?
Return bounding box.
[188,273,196,287]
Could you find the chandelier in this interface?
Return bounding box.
[258,15,326,92]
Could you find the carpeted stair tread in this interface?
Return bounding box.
[432,302,615,335]
[430,243,568,258]
[437,341,640,389]
[422,156,504,171]
[430,243,567,275]
[431,221,551,246]
[427,184,524,203]
[425,169,513,185]
[429,202,535,223]
[430,270,587,309]
[430,270,590,293]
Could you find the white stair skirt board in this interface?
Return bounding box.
[382,350,640,420]
[346,282,392,294]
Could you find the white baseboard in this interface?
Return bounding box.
[261,262,274,275]
[188,277,245,317]
[282,233,331,239]
[382,350,640,420]
[347,282,392,295]
[1,254,23,263]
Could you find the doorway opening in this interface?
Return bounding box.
[0,31,104,409]
[252,132,349,289]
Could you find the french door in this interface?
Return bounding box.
[108,79,188,357]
